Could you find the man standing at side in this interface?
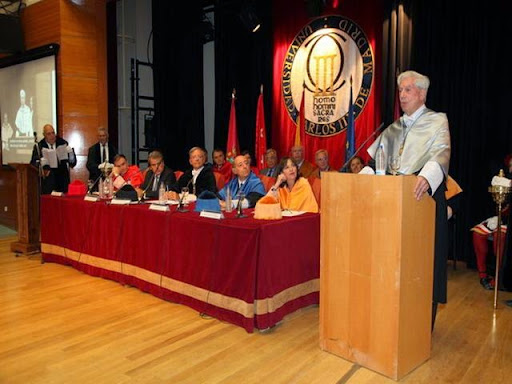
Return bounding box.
[218,155,265,209]
[86,127,117,185]
[30,124,77,194]
[367,70,451,329]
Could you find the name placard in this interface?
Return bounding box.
[51,191,63,196]
[84,195,99,202]
[149,203,169,212]
[110,199,131,205]
[199,210,224,220]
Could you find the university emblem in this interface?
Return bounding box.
[282,15,374,137]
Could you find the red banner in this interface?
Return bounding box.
[226,91,240,163]
[255,88,267,170]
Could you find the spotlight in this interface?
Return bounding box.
[239,1,261,33]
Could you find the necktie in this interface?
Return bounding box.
[152,174,160,191]
[267,168,273,177]
[102,145,106,163]
[50,144,53,150]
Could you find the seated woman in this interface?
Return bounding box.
[348,156,365,173]
[267,157,318,213]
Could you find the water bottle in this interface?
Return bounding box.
[99,178,104,199]
[375,143,386,175]
[158,183,166,203]
[225,186,232,213]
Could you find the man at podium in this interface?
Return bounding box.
[367,70,451,328]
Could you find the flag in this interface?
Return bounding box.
[393,67,401,120]
[295,84,305,147]
[226,89,239,164]
[254,85,267,171]
[344,77,355,165]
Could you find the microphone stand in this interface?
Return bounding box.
[138,170,156,204]
[339,123,385,172]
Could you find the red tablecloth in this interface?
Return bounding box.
[40,195,320,332]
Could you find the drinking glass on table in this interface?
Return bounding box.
[389,155,401,176]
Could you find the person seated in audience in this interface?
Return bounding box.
[310,149,335,179]
[111,154,144,190]
[139,150,176,199]
[241,149,260,174]
[259,148,279,178]
[169,146,217,198]
[290,144,315,178]
[212,148,233,182]
[267,157,318,213]
[348,156,365,173]
[218,155,265,209]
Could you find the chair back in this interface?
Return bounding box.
[213,172,226,190]
[174,170,184,180]
[257,174,276,192]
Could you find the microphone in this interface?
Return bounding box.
[87,173,104,195]
[339,122,385,172]
[33,131,38,142]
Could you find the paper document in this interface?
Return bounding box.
[41,147,58,168]
[281,210,306,217]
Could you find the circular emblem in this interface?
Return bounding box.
[282,15,374,137]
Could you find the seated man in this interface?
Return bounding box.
[212,148,233,182]
[169,146,217,198]
[290,144,315,178]
[241,149,260,175]
[259,148,279,178]
[310,149,335,179]
[111,154,144,190]
[218,155,265,209]
[139,150,176,199]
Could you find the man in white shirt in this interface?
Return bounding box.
[86,127,118,185]
[15,89,33,137]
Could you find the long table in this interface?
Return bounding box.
[40,195,320,332]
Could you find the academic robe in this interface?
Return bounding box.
[367,109,451,304]
[30,136,77,194]
[277,177,319,213]
[218,172,265,208]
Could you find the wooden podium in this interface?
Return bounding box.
[9,163,41,254]
[319,173,435,380]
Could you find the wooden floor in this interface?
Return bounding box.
[1,236,512,384]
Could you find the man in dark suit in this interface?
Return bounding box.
[30,124,77,194]
[86,127,117,185]
[169,147,216,198]
[139,150,176,200]
[259,148,279,178]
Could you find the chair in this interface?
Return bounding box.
[213,172,225,190]
[257,174,276,192]
[174,170,184,180]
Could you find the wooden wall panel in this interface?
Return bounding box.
[59,35,98,78]
[60,77,98,117]
[0,167,18,229]
[20,0,60,50]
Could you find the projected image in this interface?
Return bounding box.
[0,54,57,165]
